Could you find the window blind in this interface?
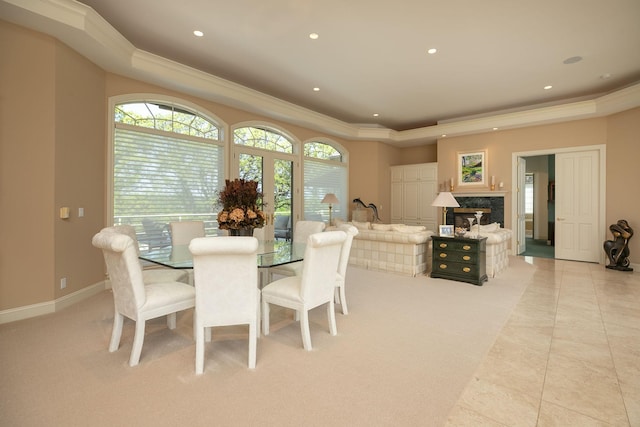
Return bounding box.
[303,158,347,222]
[113,126,224,239]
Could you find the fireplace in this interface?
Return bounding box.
[453,208,491,229]
[446,195,505,227]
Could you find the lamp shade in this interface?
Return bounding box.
[321,193,340,204]
[431,191,460,208]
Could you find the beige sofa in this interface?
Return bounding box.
[341,221,435,277]
[464,224,512,278]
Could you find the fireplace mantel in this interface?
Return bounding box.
[446,193,506,226]
[452,191,508,197]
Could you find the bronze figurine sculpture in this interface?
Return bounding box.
[352,198,380,222]
[603,219,633,271]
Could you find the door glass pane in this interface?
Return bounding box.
[239,153,263,193]
[274,158,293,240]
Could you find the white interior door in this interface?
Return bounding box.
[555,150,600,262]
[516,157,526,254]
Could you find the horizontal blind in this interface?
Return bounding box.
[114,126,224,234]
[303,158,347,222]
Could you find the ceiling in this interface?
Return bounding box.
[3,0,640,144]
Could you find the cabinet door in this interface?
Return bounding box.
[418,163,438,181]
[418,180,438,231]
[402,181,419,221]
[390,182,403,221]
[391,166,403,183]
[403,165,419,182]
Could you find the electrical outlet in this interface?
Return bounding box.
[60,277,67,289]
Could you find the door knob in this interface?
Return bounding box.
[557,217,565,221]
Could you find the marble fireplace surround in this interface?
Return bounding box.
[446,192,506,227]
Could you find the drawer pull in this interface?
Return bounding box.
[439,243,448,248]
[440,264,447,269]
[462,245,471,251]
[463,267,471,273]
[439,253,447,258]
[463,255,471,261]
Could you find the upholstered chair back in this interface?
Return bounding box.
[189,236,259,327]
[170,221,205,245]
[336,224,358,279]
[292,220,326,244]
[92,231,146,319]
[299,230,346,306]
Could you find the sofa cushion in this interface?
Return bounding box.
[391,224,426,233]
[371,223,393,231]
[352,221,371,230]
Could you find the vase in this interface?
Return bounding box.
[228,227,254,237]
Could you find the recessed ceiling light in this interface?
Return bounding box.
[193,30,204,37]
[544,85,553,90]
[441,134,447,138]
[492,127,499,131]
[373,113,379,117]
[563,56,582,64]
[427,48,437,54]
[600,73,612,80]
[313,87,320,92]
[309,33,319,40]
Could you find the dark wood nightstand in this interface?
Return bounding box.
[431,235,488,286]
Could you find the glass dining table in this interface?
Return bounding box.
[139,239,306,286]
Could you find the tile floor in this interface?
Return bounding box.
[446,256,640,427]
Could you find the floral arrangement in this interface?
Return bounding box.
[216,179,266,230]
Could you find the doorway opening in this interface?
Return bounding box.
[520,157,555,259]
[512,145,605,264]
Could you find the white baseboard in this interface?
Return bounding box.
[0,281,108,325]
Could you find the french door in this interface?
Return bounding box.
[232,147,296,240]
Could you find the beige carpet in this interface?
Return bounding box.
[0,258,536,426]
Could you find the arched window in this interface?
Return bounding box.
[112,100,224,249]
[234,126,293,153]
[303,139,348,224]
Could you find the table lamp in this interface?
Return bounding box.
[431,191,460,225]
[321,193,339,225]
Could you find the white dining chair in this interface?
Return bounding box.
[189,236,260,374]
[252,227,266,241]
[268,220,326,279]
[105,225,189,285]
[169,221,205,284]
[334,224,359,315]
[169,221,205,245]
[92,230,195,366]
[261,230,346,351]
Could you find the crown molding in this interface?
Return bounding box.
[2,0,639,147]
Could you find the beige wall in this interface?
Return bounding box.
[53,37,106,299]
[1,21,107,310]
[2,20,638,314]
[606,108,640,264]
[1,23,57,308]
[436,110,640,262]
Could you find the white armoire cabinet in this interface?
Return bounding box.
[390,163,438,232]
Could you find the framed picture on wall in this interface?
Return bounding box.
[458,150,487,187]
